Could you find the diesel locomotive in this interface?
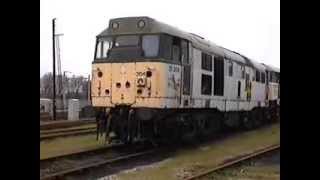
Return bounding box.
[91,17,280,143]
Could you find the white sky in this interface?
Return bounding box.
[40,0,280,77]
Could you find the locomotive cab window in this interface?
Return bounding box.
[172,37,181,62]
[159,34,172,60]
[95,38,112,59]
[95,41,102,59]
[115,35,139,47]
[142,35,159,57]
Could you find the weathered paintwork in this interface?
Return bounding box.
[91,16,280,112]
[92,62,181,108]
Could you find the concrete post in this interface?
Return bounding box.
[68,99,80,121]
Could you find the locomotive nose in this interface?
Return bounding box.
[111,63,136,105]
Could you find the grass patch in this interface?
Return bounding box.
[40,123,96,134]
[40,134,106,159]
[117,123,280,180]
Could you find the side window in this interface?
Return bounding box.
[201,53,212,71]
[142,35,160,57]
[172,37,181,62]
[261,72,266,83]
[256,70,261,82]
[252,70,255,81]
[214,56,224,96]
[228,60,233,76]
[201,74,212,95]
[269,72,271,82]
[102,41,109,58]
[181,40,188,64]
[102,38,112,58]
[237,81,241,98]
[160,35,173,60]
[95,41,102,59]
[241,65,245,79]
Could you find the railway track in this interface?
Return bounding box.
[40,127,96,141]
[40,123,279,180]
[40,142,156,180]
[185,144,280,180]
[40,119,95,130]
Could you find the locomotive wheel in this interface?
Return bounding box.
[197,118,207,138]
[202,118,211,137]
[201,115,221,137]
[127,109,135,144]
[242,112,253,130]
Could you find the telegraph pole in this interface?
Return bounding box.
[52,18,56,121]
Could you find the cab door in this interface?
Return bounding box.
[180,41,192,107]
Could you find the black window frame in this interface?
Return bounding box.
[141,34,161,58]
[261,72,266,83]
[181,39,189,64]
[214,56,224,96]
[201,52,212,71]
[256,70,261,82]
[201,74,212,95]
[114,35,140,48]
[94,33,187,64]
[172,36,181,62]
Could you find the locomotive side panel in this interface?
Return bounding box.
[133,62,182,108]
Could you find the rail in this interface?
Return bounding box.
[185,144,280,180]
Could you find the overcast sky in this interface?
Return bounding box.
[40,0,280,77]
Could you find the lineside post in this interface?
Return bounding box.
[52,18,56,121]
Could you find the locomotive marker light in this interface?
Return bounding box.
[97,71,103,78]
[105,89,110,95]
[125,81,131,88]
[112,22,119,29]
[137,20,145,28]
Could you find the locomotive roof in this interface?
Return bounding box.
[98,17,246,63]
[262,63,280,73]
[98,16,277,71]
[249,60,267,71]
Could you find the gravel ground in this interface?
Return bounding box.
[199,150,280,180]
[99,123,280,180]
